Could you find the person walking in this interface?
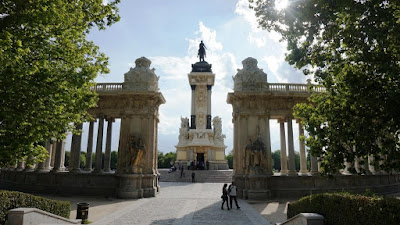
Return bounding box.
[221,183,230,210]
[229,182,240,209]
[191,172,195,183]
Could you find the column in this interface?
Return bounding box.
[24,155,35,172]
[52,140,65,172]
[50,142,56,167]
[279,119,288,175]
[298,122,308,175]
[265,116,273,175]
[69,123,83,173]
[15,160,25,171]
[368,155,377,174]
[342,158,352,175]
[206,85,212,129]
[287,117,297,176]
[190,85,196,129]
[37,141,52,173]
[85,121,95,172]
[43,140,53,171]
[103,118,113,173]
[93,117,104,173]
[310,155,319,175]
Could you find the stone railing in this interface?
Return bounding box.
[91,82,325,93]
[92,83,123,92]
[268,83,325,93]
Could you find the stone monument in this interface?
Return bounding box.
[175,42,228,170]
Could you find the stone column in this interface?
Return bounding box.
[190,85,196,129]
[265,116,273,175]
[103,118,114,173]
[342,158,352,175]
[52,140,65,172]
[298,122,308,175]
[206,85,212,129]
[278,119,288,175]
[85,121,95,172]
[93,117,105,173]
[37,141,52,173]
[287,117,297,176]
[368,155,377,174]
[50,142,56,167]
[310,155,319,175]
[15,160,25,171]
[24,155,35,172]
[69,123,83,173]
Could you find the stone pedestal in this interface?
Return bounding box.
[175,61,228,170]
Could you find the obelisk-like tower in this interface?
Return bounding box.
[175,41,228,170]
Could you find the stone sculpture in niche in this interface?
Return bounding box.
[245,138,267,173]
[128,136,145,169]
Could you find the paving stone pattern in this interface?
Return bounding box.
[94,182,272,225]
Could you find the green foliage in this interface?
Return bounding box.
[226,150,233,169]
[110,151,118,170]
[251,0,400,174]
[157,152,176,168]
[0,0,120,167]
[288,193,400,225]
[271,150,281,171]
[0,190,70,224]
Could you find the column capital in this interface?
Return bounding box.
[191,85,196,90]
[207,85,212,90]
[106,117,115,122]
[277,118,286,123]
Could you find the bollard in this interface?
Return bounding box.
[76,202,89,224]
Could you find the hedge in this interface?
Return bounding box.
[287,192,400,225]
[0,190,70,224]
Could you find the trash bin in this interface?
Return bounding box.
[76,202,89,223]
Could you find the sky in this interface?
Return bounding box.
[66,0,309,155]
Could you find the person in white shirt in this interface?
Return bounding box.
[229,182,240,209]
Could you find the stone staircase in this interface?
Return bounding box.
[158,169,233,183]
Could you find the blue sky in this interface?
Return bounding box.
[66,0,309,155]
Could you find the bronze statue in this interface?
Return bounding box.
[198,40,207,62]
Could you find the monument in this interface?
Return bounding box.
[175,41,228,170]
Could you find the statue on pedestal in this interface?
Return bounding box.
[198,41,207,62]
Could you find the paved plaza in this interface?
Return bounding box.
[47,182,284,225]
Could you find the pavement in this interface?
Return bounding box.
[43,182,292,225]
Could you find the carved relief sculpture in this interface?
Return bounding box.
[128,136,146,169]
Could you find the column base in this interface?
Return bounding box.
[309,171,319,176]
[287,170,298,176]
[298,169,309,176]
[36,168,51,173]
[280,169,288,176]
[69,168,82,173]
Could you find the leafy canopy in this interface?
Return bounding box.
[0,0,120,166]
[251,0,400,174]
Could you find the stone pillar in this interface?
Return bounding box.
[37,141,52,173]
[265,116,273,175]
[368,155,377,174]
[52,140,65,172]
[69,123,83,173]
[278,119,288,175]
[310,155,319,175]
[24,155,35,172]
[93,117,105,173]
[50,142,56,167]
[190,85,196,129]
[15,160,25,171]
[287,117,297,176]
[206,85,212,129]
[298,122,308,175]
[342,158,352,175]
[85,121,95,172]
[103,118,114,173]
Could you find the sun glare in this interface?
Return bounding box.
[275,0,289,11]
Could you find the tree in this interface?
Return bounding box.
[226,150,233,169]
[251,0,400,174]
[271,150,281,171]
[110,151,118,170]
[0,0,120,166]
[157,152,177,168]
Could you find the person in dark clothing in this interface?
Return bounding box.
[191,172,195,183]
[221,183,230,210]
